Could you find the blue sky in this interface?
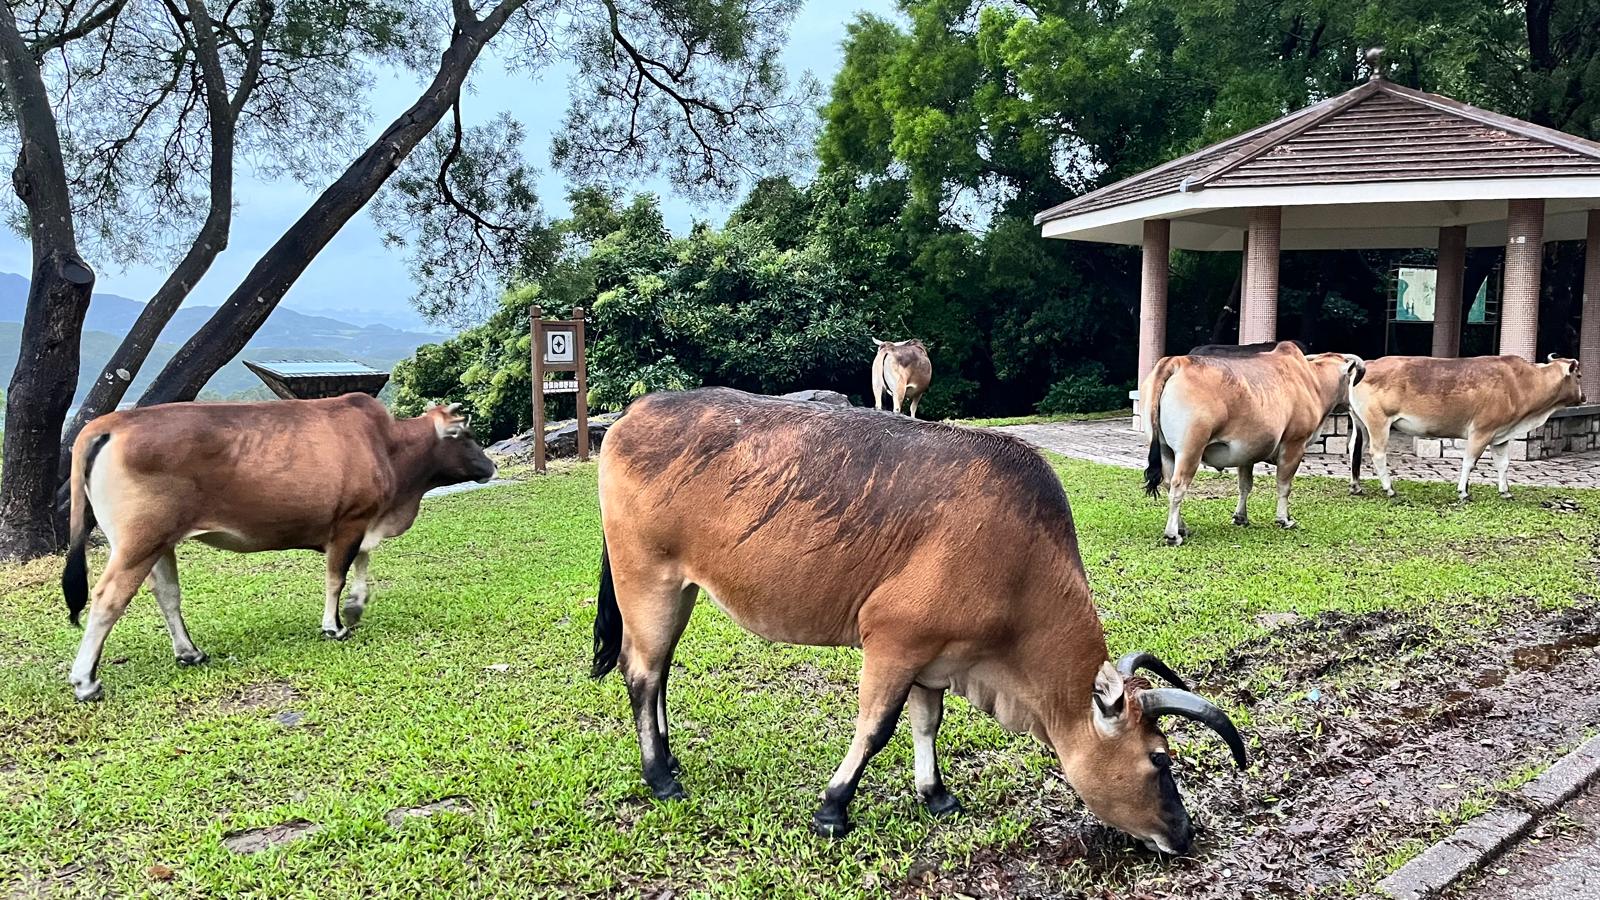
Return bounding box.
[0,1,896,331]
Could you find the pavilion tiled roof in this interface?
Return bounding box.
[1034,78,1600,226]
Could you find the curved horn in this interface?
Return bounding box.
[1115,652,1190,691]
[1139,688,1248,770]
[444,402,463,415]
[1548,352,1559,363]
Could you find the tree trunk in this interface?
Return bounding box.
[138,3,526,405]
[0,5,97,559]
[57,0,257,482]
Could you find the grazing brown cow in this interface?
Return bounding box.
[871,338,933,417]
[1142,342,1364,544]
[593,388,1246,853]
[61,394,496,702]
[1348,354,1584,500]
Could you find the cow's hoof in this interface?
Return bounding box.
[1457,492,1470,502]
[1499,491,1512,500]
[1350,484,1364,496]
[1164,534,1184,546]
[175,649,209,666]
[1232,514,1250,527]
[343,601,366,627]
[1276,518,1297,530]
[73,680,103,703]
[1384,488,1396,498]
[810,810,851,838]
[321,627,353,641]
[648,778,686,801]
[921,790,962,818]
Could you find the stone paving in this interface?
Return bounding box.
[996,418,1600,490]
[1455,782,1600,900]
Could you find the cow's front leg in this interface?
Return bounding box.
[343,551,372,627]
[813,651,915,837]
[321,539,361,640]
[1274,445,1306,528]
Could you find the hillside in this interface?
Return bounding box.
[0,274,447,402]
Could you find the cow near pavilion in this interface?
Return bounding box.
[593,387,1246,853]
[870,338,933,417]
[1347,354,1584,500]
[1142,342,1365,544]
[60,394,497,702]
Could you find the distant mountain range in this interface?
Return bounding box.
[0,273,449,402]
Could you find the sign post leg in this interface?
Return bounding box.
[531,306,546,475]
[574,307,589,462]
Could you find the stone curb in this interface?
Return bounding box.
[1377,734,1600,900]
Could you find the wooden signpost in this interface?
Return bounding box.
[530,306,588,474]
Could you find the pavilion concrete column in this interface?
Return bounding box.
[1582,208,1600,400]
[1432,225,1467,358]
[1500,199,1545,361]
[1239,206,1281,344]
[1138,218,1171,381]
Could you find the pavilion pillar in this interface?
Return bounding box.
[1582,208,1600,400]
[1138,219,1171,381]
[1432,225,1467,358]
[1500,199,1544,361]
[1239,207,1281,344]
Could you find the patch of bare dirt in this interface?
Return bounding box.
[216,681,299,714]
[893,600,1600,899]
[221,819,322,853]
[384,796,475,828]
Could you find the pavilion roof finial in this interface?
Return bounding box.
[1365,47,1387,81]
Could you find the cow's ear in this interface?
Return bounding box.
[1343,355,1366,386]
[1092,662,1129,735]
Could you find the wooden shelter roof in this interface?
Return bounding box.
[1034,78,1600,250]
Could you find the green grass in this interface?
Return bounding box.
[947,409,1131,428]
[1,458,1597,898]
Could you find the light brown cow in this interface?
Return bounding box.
[593,388,1246,853]
[61,394,496,702]
[871,338,933,417]
[1348,354,1584,500]
[1142,342,1365,544]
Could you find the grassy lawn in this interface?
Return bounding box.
[1,457,1597,897]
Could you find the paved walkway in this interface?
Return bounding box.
[996,419,1600,490]
[1457,782,1600,900]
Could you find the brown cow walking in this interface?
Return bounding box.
[1143,342,1364,544]
[593,388,1245,852]
[61,394,496,702]
[871,338,933,417]
[1348,354,1584,500]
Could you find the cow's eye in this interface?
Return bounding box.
[1149,752,1171,770]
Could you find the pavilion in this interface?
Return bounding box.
[1034,63,1600,456]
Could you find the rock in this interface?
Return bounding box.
[780,389,850,405]
[1255,611,1304,630]
[487,413,619,460]
[222,820,321,853]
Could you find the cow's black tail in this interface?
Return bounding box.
[590,538,622,679]
[1142,358,1184,498]
[62,433,110,627]
[1351,423,1365,483]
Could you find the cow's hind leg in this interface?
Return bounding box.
[617,573,695,800]
[69,547,162,702]
[1164,449,1202,545]
[813,649,917,837]
[1233,464,1254,526]
[343,551,371,627]
[909,684,959,816]
[1457,432,1492,501]
[1274,444,1307,528]
[149,549,206,665]
[1491,441,1513,499]
[1367,421,1398,497]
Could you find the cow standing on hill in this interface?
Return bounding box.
[61,394,497,702]
[871,338,933,417]
[1143,342,1364,544]
[593,388,1246,853]
[1348,354,1584,500]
